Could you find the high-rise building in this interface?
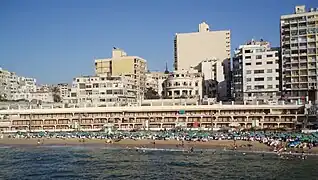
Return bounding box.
[174,22,231,100]
[174,22,231,71]
[232,39,280,103]
[280,5,318,101]
[95,48,147,100]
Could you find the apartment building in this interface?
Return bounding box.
[0,68,12,99]
[65,75,137,106]
[162,68,203,99]
[145,71,169,97]
[195,58,223,99]
[0,67,37,101]
[174,22,231,100]
[95,48,147,100]
[233,39,280,103]
[281,5,318,101]
[57,83,70,100]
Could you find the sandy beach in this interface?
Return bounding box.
[1,138,317,154]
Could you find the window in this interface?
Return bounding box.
[246,78,251,82]
[276,85,279,88]
[267,61,273,64]
[276,69,279,73]
[255,77,264,81]
[255,85,264,89]
[245,56,251,59]
[267,54,273,58]
[254,70,264,74]
[245,50,251,53]
[256,55,262,59]
[275,53,279,57]
[245,62,251,66]
[275,60,279,64]
[267,69,272,73]
[256,62,262,65]
[267,77,273,81]
[267,85,273,89]
[276,77,279,80]
[246,70,252,74]
[246,86,251,90]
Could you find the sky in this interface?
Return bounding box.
[0,0,317,84]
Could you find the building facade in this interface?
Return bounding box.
[95,48,147,100]
[0,103,306,132]
[281,5,318,101]
[174,22,231,71]
[195,59,223,99]
[65,75,137,106]
[145,72,169,97]
[0,67,38,101]
[174,22,231,100]
[233,39,280,103]
[162,69,203,99]
[57,83,70,100]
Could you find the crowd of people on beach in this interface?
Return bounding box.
[6,129,318,152]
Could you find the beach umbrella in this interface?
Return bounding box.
[38,131,45,137]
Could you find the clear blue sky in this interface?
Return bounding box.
[0,0,317,84]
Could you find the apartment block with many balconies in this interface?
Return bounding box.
[95,48,147,101]
[281,5,318,101]
[65,75,137,106]
[233,39,280,103]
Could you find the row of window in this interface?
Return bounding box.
[246,77,279,82]
[246,85,279,90]
[245,60,279,66]
[166,81,199,87]
[244,53,278,58]
[246,69,279,74]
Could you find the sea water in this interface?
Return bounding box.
[0,146,317,180]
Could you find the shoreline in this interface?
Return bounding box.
[1,138,318,154]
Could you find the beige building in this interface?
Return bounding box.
[280,5,318,101]
[95,48,147,100]
[174,22,231,100]
[174,22,231,71]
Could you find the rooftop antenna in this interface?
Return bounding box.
[164,62,169,74]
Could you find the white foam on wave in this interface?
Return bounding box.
[135,147,186,152]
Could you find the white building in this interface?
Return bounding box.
[57,83,70,100]
[162,69,203,99]
[65,75,137,106]
[195,58,226,99]
[281,5,318,101]
[233,39,280,103]
[145,72,169,97]
[0,67,38,101]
